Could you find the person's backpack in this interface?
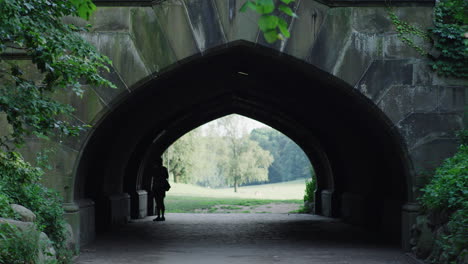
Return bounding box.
[164,180,171,191]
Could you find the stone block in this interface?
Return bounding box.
[392,7,434,32]
[109,193,131,225]
[432,74,468,86]
[131,190,148,219]
[92,66,130,107]
[351,7,393,34]
[334,32,380,86]
[402,203,420,251]
[383,34,428,60]
[78,199,96,246]
[63,203,81,250]
[183,0,226,52]
[285,0,329,60]
[130,8,177,73]
[52,85,107,125]
[409,138,460,176]
[437,86,467,113]
[212,0,259,43]
[399,113,463,150]
[378,85,438,124]
[153,0,200,60]
[82,32,150,88]
[10,204,36,222]
[89,7,131,32]
[308,8,353,73]
[321,189,333,217]
[356,60,413,101]
[17,140,78,200]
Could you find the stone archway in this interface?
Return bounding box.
[74,42,412,245]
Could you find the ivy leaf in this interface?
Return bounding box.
[280,0,296,4]
[70,0,96,20]
[255,0,275,14]
[258,15,279,31]
[240,1,256,12]
[278,5,297,18]
[278,18,290,38]
[263,30,279,43]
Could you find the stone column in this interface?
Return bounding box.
[402,202,421,251]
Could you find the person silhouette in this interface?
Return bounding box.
[152,157,170,221]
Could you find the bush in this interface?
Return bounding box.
[0,222,41,264]
[419,131,468,263]
[420,145,467,212]
[0,151,71,263]
[304,176,316,203]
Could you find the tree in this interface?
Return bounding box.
[250,127,313,183]
[218,115,273,192]
[0,0,113,149]
[163,129,198,183]
[0,1,112,262]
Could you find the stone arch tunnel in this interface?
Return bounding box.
[9,0,464,252]
[75,42,411,245]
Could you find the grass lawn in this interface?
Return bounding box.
[165,196,302,213]
[164,179,307,213]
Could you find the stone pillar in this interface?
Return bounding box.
[130,190,148,219]
[63,202,80,252]
[109,193,131,225]
[321,189,334,217]
[402,203,420,251]
[78,199,95,246]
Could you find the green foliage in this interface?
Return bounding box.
[0,192,17,219]
[420,145,467,211]
[240,0,298,43]
[420,131,468,263]
[0,223,41,264]
[430,0,468,78]
[387,7,431,56]
[303,175,316,203]
[387,0,468,78]
[165,115,274,191]
[0,0,114,149]
[250,127,313,183]
[0,151,70,263]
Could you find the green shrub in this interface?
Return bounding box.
[0,151,71,263]
[420,132,468,263]
[420,145,467,211]
[0,222,41,264]
[303,176,316,203]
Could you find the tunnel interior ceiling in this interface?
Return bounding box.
[76,44,409,229]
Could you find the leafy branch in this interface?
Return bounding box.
[0,0,114,149]
[240,0,298,43]
[387,0,468,78]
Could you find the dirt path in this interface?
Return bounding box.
[194,202,301,213]
[75,213,412,264]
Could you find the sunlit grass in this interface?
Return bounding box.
[167,178,308,200]
[165,179,306,213]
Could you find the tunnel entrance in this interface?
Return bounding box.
[75,41,411,245]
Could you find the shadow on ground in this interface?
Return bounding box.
[75,213,410,264]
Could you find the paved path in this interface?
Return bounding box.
[75,213,412,264]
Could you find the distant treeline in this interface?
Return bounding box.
[163,115,313,191]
